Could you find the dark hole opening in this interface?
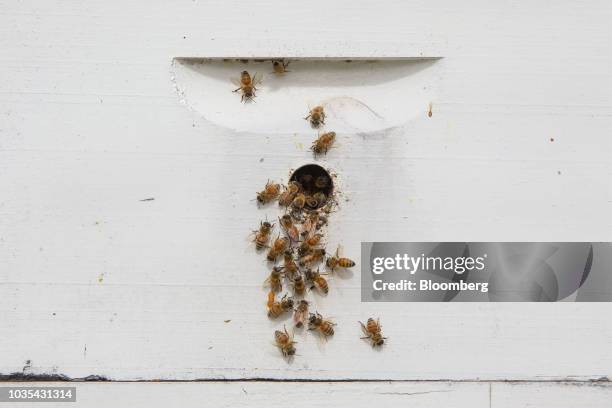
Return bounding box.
[289,164,333,209]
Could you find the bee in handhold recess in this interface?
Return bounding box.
[359,317,387,347]
[253,220,274,250]
[292,272,306,296]
[293,300,309,328]
[298,233,323,257]
[291,193,306,210]
[282,250,299,280]
[257,180,281,205]
[312,131,336,155]
[279,214,299,243]
[304,106,326,128]
[274,325,296,357]
[299,248,326,267]
[268,293,294,318]
[278,181,301,207]
[232,71,262,102]
[272,60,290,74]
[265,266,284,292]
[267,236,289,262]
[304,268,329,294]
[308,312,335,338]
[326,245,356,271]
[314,175,329,189]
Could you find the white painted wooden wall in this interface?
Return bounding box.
[1,0,611,405]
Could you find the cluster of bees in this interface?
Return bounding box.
[241,59,386,358]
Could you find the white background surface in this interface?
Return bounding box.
[1,0,612,405]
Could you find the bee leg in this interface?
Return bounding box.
[233,87,241,92]
[304,114,311,120]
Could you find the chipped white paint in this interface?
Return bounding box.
[1,0,612,390]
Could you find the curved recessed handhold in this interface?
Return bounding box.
[171,58,443,134]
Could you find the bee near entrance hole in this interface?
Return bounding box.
[289,164,333,210]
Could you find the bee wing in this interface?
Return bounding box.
[324,315,337,325]
[263,275,274,288]
[231,78,242,87]
[252,72,263,85]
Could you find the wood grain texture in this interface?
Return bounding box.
[2,382,611,408]
[1,0,612,381]
[0,382,489,408]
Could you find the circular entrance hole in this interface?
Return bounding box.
[289,164,333,209]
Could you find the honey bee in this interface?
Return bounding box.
[293,300,309,328]
[326,245,356,271]
[272,60,290,74]
[253,220,273,250]
[308,312,335,337]
[312,131,336,155]
[267,236,289,261]
[320,201,336,216]
[257,180,281,204]
[304,268,329,294]
[232,71,262,102]
[299,248,326,267]
[282,250,299,280]
[268,294,294,318]
[305,195,319,209]
[304,106,326,128]
[359,317,387,347]
[313,191,327,203]
[306,192,326,208]
[279,214,299,242]
[300,211,319,237]
[274,325,296,357]
[298,233,323,256]
[291,193,306,210]
[267,291,276,309]
[317,214,328,229]
[314,175,329,189]
[299,174,314,189]
[292,273,306,296]
[278,181,301,206]
[265,266,283,292]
